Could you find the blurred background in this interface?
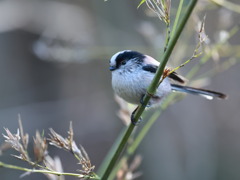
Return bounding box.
[0,0,240,179]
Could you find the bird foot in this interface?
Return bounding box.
[140,94,151,108]
[131,106,143,126]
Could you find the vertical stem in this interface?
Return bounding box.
[101,1,198,179]
[164,22,171,52]
[132,0,198,124]
[171,0,184,37]
[101,124,135,180]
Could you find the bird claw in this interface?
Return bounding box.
[131,107,143,126]
[131,113,143,126]
[140,94,151,108]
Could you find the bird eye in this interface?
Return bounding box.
[121,60,127,65]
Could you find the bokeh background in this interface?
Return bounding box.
[0,0,240,180]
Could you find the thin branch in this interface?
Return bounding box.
[186,24,239,79]
[210,0,240,14]
[159,15,207,84]
[0,161,99,179]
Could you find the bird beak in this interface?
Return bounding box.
[109,66,116,71]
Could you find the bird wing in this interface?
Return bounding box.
[168,71,186,84]
[142,64,186,84]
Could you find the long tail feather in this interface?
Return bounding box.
[171,84,227,100]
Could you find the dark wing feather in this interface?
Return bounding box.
[143,64,186,84]
[142,64,157,73]
[168,71,186,84]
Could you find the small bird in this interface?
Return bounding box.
[109,50,227,124]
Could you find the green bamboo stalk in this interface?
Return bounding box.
[101,1,198,180]
[97,128,127,176]
[132,0,198,125]
[126,0,186,155]
[171,0,184,37]
[101,124,135,180]
[164,22,171,52]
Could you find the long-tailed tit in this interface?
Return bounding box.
[109,50,227,124]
